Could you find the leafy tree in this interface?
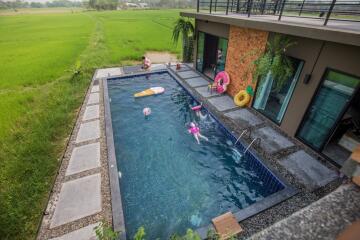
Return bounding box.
[172,17,195,62]
[94,221,119,240]
[134,226,146,240]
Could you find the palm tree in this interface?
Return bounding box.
[172,17,195,63]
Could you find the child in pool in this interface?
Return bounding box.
[188,122,208,144]
[142,56,151,70]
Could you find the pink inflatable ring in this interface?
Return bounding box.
[213,71,230,94]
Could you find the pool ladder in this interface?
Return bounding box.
[234,128,251,145]
[244,138,261,154]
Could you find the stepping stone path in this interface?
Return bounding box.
[87,93,99,105]
[76,120,100,143]
[50,223,99,240]
[39,80,105,240]
[50,174,102,228]
[280,150,338,190]
[83,105,100,121]
[66,142,101,176]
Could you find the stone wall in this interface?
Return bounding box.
[225,26,269,98]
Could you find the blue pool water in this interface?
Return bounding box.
[108,72,284,239]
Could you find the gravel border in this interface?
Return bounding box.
[37,78,112,240]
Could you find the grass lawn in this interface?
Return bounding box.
[0,9,181,240]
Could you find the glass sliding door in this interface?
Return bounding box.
[216,38,228,74]
[196,31,228,79]
[253,59,304,124]
[196,32,205,72]
[297,70,360,150]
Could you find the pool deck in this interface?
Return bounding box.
[37,64,359,240]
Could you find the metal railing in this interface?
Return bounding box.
[197,0,360,25]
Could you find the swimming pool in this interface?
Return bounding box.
[106,71,286,239]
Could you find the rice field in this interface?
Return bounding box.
[0,8,181,239]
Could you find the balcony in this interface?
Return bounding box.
[194,0,360,31]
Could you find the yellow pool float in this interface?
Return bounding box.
[134,87,165,98]
[234,90,250,107]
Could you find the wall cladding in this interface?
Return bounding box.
[225,26,269,98]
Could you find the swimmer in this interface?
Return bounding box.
[143,107,151,117]
[188,122,208,144]
[142,56,151,70]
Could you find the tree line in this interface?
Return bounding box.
[0,0,83,9]
[0,0,196,10]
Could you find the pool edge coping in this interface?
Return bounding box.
[103,78,127,239]
[104,66,298,239]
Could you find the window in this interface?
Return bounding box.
[253,58,304,124]
[297,69,360,150]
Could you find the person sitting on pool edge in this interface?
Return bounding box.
[188,122,208,144]
[142,56,151,70]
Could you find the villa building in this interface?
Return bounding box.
[181,2,360,167]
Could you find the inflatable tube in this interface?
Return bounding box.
[191,105,202,111]
[134,87,164,98]
[234,90,251,107]
[214,71,230,94]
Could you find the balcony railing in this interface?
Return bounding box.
[196,0,360,25]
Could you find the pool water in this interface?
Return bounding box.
[108,72,284,239]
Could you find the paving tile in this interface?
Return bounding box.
[208,95,238,111]
[87,93,99,105]
[280,150,338,190]
[195,86,220,98]
[66,142,101,176]
[91,85,99,93]
[95,67,123,79]
[50,223,99,240]
[225,109,263,127]
[123,65,143,74]
[151,64,167,71]
[178,70,200,79]
[185,77,209,87]
[50,174,102,228]
[252,126,294,154]
[76,120,100,143]
[170,64,191,72]
[83,105,100,121]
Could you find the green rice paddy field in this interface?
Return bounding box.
[0,9,181,239]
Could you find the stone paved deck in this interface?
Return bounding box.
[280,150,338,190]
[178,70,200,79]
[94,67,123,79]
[252,126,294,154]
[225,109,263,127]
[208,95,238,112]
[195,86,221,98]
[185,77,210,87]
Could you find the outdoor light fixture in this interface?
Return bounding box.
[304,74,311,84]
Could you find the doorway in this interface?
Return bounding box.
[196,31,228,79]
[297,69,360,166]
